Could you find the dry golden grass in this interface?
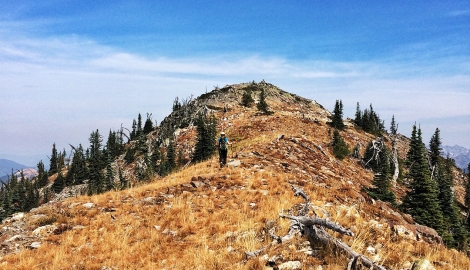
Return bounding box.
[2,92,470,269]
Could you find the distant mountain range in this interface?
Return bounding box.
[442,145,470,172]
[0,159,37,182]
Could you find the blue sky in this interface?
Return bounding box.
[1,0,469,166]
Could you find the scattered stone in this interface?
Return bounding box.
[411,259,435,270]
[82,203,95,209]
[227,160,241,167]
[11,213,25,221]
[154,225,161,231]
[190,181,204,188]
[33,225,58,237]
[30,242,41,249]
[6,234,23,242]
[278,261,301,270]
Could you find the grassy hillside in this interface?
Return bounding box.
[1,82,469,269]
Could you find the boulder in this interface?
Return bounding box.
[411,259,435,270]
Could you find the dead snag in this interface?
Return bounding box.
[246,184,387,270]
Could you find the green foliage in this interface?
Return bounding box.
[241,88,254,107]
[256,89,272,114]
[52,171,65,194]
[65,144,88,186]
[331,129,349,159]
[36,160,49,188]
[87,129,105,195]
[401,125,443,233]
[364,144,396,205]
[328,100,345,130]
[192,113,218,163]
[48,143,58,176]
[143,113,154,134]
[354,103,384,135]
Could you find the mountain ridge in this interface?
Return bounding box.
[1,81,469,269]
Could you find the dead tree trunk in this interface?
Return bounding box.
[390,117,399,187]
[247,184,388,270]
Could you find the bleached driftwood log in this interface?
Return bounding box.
[247,184,387,270]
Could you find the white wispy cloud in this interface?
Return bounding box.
[1,30,470,162]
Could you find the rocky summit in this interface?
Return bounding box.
[1,81,469,269]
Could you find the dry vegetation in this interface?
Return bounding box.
[2,84,470,269]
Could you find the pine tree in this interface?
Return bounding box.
[329,100,345,130]
[36,160,49,188]
[365,145,396,204]
[429,128,442,169]
[87,130,104,195]
[166,140,176,172]
[52,171,65,194]
[143,113,154,134]
[242,88,254,107]
[331,129,349,159]
[137,113,143,138]
[257,89,271,114]
[193,113,217,162]
[49,143,58,176]
[354,102,362,127]
[401,126,443,232]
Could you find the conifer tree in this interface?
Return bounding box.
[242,88,254,107]
[36,160,49,188]
[143,113,154,134]
[354,102,362,127]
[365,145,396,204]
[257,89,271,114]
[331,129,349,159]
[193,113,217,162]
[429,128,442,169]
[49,143,58,176]
[166,140,176,172]
[329,100,345,130]
[87,130,104,195]
[130,119,137,141]
[52,171,65,194]
[401,125,443,233]
[137,113,143,138]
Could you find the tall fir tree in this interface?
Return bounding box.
[329,100,345,130]
[256,89,271,114]
[49,143,58,176]
[36,160,49,188]
[193,113,218,162]
[87,130,105,195]
[331,129,349,159]
[401,126,443,233]
[364,144,396,204]
[143,113,154,134]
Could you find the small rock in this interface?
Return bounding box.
[227,160,241,167]
[411,259,435,270]
[82,203,95,209]
[30,242,41,249]
[11,213,25,221]
[154,225,161,230]
[190,181,204,188]
[6,234,23,242]
[366,246,376,254]
[278,261,301,270]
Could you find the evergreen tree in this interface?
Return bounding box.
[257,89,271,114]
[166,140,176,172]
[401,126,443,233]
[104,152,114,191]
[118,167,128,190]
[36,160,49,188]
[49,143,58,176]
[436,157,467,248]
[130,119,137,141]
[137,113,143,138]
[429,128,442,169]
[331,129,349,159]
[242,88,254,107]
[354,102,362,127]
[328,100,345,130]
[143,113,154,134]
[365,145,396,204]
[193,113,218,163]
[87,130,104,195]
[52,171,65,194]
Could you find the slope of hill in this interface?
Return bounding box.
[0,82,469,269]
